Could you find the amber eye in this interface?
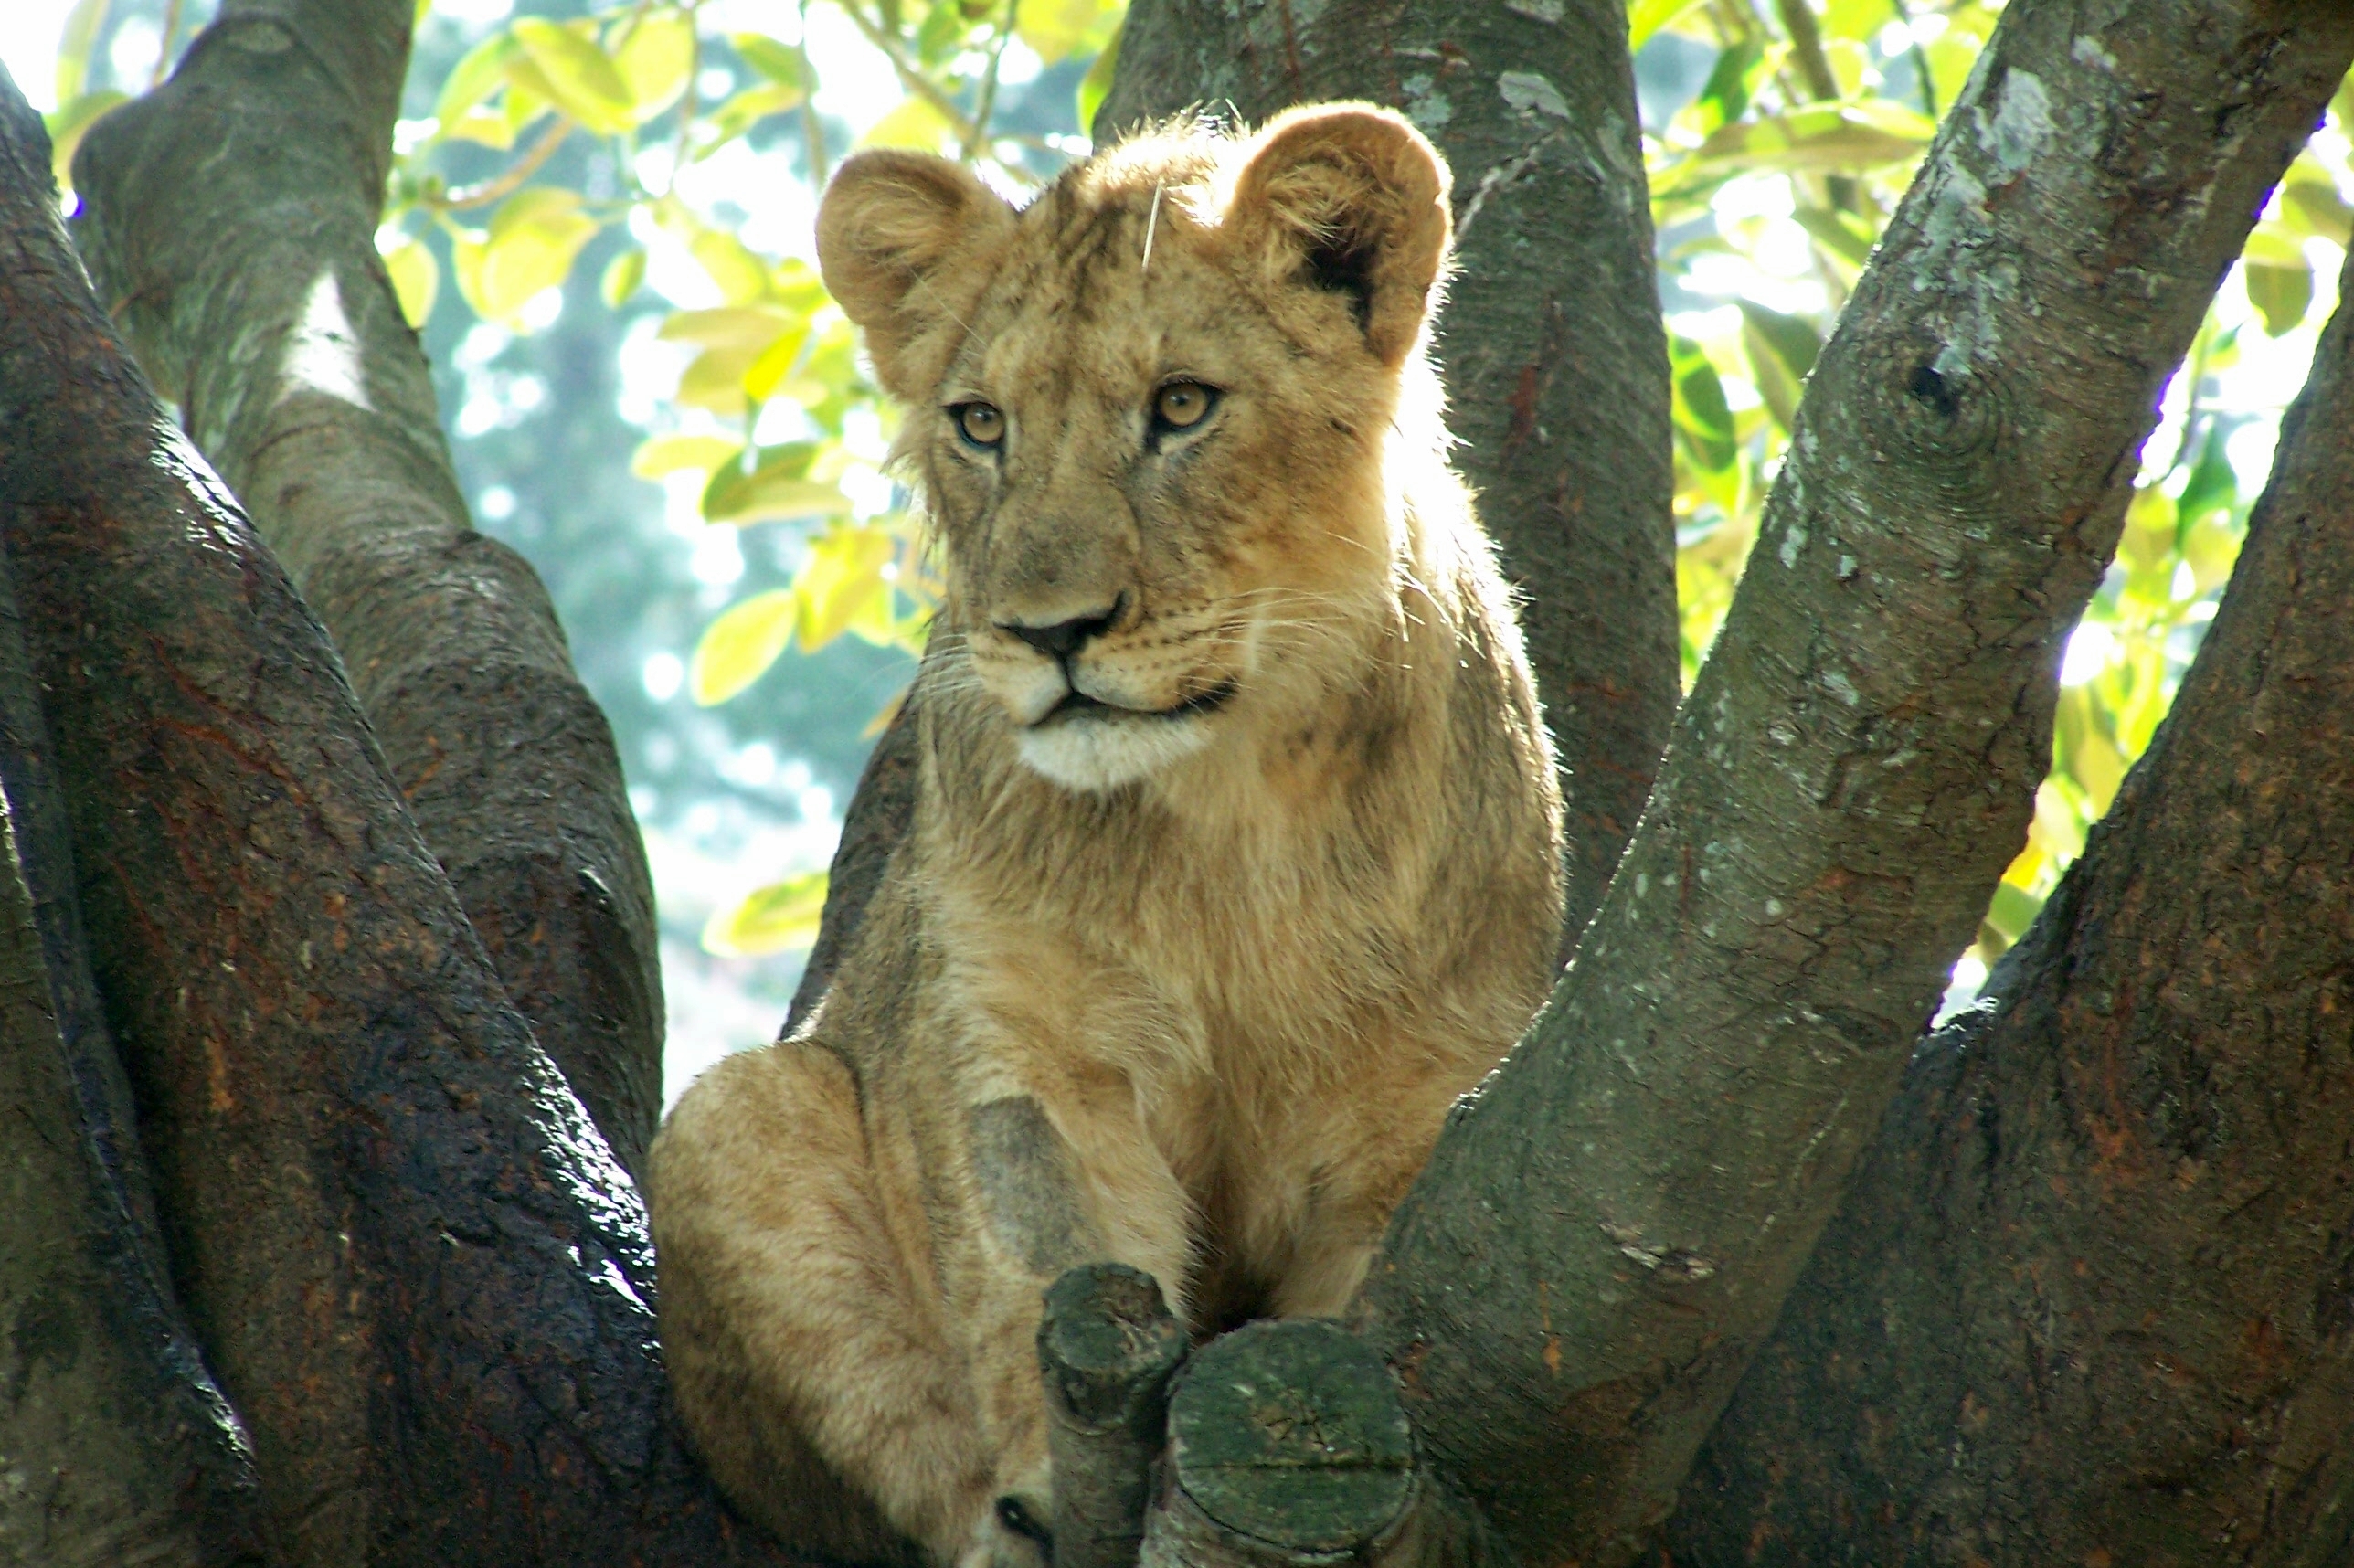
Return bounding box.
[1152,382,1216,433]
[954,402,1005,449]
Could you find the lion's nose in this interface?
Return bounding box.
[998,600,1120,660]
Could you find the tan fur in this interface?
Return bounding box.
[647,105,1564,1568]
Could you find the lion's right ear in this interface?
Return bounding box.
[817,152,1015,399]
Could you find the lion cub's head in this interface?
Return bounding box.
[817,106,1454,793]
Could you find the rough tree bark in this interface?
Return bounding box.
[1670,240,2354,1568]
[0,69,799,1568]
[1349,3,2354,1562]
[71,0,665,1178]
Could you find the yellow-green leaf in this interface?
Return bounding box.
[615,7,696,122]
[702,81,807,146]
[731,33,810,87]
[382,234,439,328]
[511,16,635,135]
[1628,0,1707,48]
[44,90,126,191]
[690,588,799,705]
[55,0,109,104]
[2245,259,2312,337]
[461,187,599,328]
[742,324,811,403]
[675,344,761,415]
[702,870,829,956]
[2283,177,2354,245]
[860,95,957,153]
[795,526,897,650]
[443,108,518,149]
[602,247,647,307]
[1076,22,1119,140]
[704,442,848,524]
[1018,0,1109,64]
[659,304,801,351]
[631,433,741,480]
[435,30,517,126]
[690,228,771,305]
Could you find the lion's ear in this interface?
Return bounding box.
[1225,104,1453,366]
[817,151,1014,397]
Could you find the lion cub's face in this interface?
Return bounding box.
[818,108,1453,792]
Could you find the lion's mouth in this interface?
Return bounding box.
[1035,679,1238,727]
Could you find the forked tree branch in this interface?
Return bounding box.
[1352,3,2354,1562]
[0,64,799,1568]
[70,0,664,1176]
[1675,234,2354,1566]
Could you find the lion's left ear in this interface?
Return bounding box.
[1225,104,1453,366]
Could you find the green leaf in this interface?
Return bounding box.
[703,869,829,956]
[54,0,109,105]
[1076,20,1120,140]
[2245,260,2312,337]
[732,34,811,87]
[1019,0,1110,64]
[44,90,126,192]
[795,524,898,650]
[1821,0,1888,43]
[1628,0,1706,49]
[690,588,799,705]
[459,187,600,328]
[2176,424,2237,530]
[1738,301,1819,435]
[741,325,811,403]
[2282,177,2354,245]
[703,82,807,147]
[601,247,647,307]
[861,96,958,153]
[1792,205,1876,266]
[1692,39,1765,134]
[703,442,849,525]
[511,16,636,135]
[631,432,741,480]
[1683,103,1932,179]
[659,304,801,351]
[1668,334,1736,474]
[690,228,771,305]
[382,234,439,328]
[435,30,518,126]
[615,7,697,122]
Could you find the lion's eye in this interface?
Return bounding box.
[953,402,1005,450]
[1151,382,1217,434]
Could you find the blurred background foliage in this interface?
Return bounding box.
[9,0,2350,1090]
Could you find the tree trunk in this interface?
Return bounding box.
[1351,4,2354,1563]
[71,0,664,1178]
[1669,239,2354,1568]
[0,66,797,1568]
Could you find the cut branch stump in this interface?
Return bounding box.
[1040,1264,1192,1568]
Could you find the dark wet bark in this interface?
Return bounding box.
[70,0,663,1177]
[0,131,268,1559]
[1351,4,2354,1563]
[786,687,920,1034]
[0,68,801,1568]
[1670,233,2354,1568]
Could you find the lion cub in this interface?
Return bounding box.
[647,105,1564,1567]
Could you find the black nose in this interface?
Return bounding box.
[999,602,1119,659]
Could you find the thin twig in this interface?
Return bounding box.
[432,116,573,210]
[960,0,1020,161]
[839,1,983,147]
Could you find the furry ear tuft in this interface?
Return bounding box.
[816,152,1015,398]
[1225,105,1453,366]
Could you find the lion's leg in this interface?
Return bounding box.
[944,1061,1195,1558]
[649,1039,996,1566]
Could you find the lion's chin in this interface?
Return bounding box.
[1015,707,1218,792]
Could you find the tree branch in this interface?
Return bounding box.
[0,59,802,1568]
[1351,4,2354,1562]
[0,100,267,1560]
[1673,234,2354,1566]
[70,0,665,1176]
